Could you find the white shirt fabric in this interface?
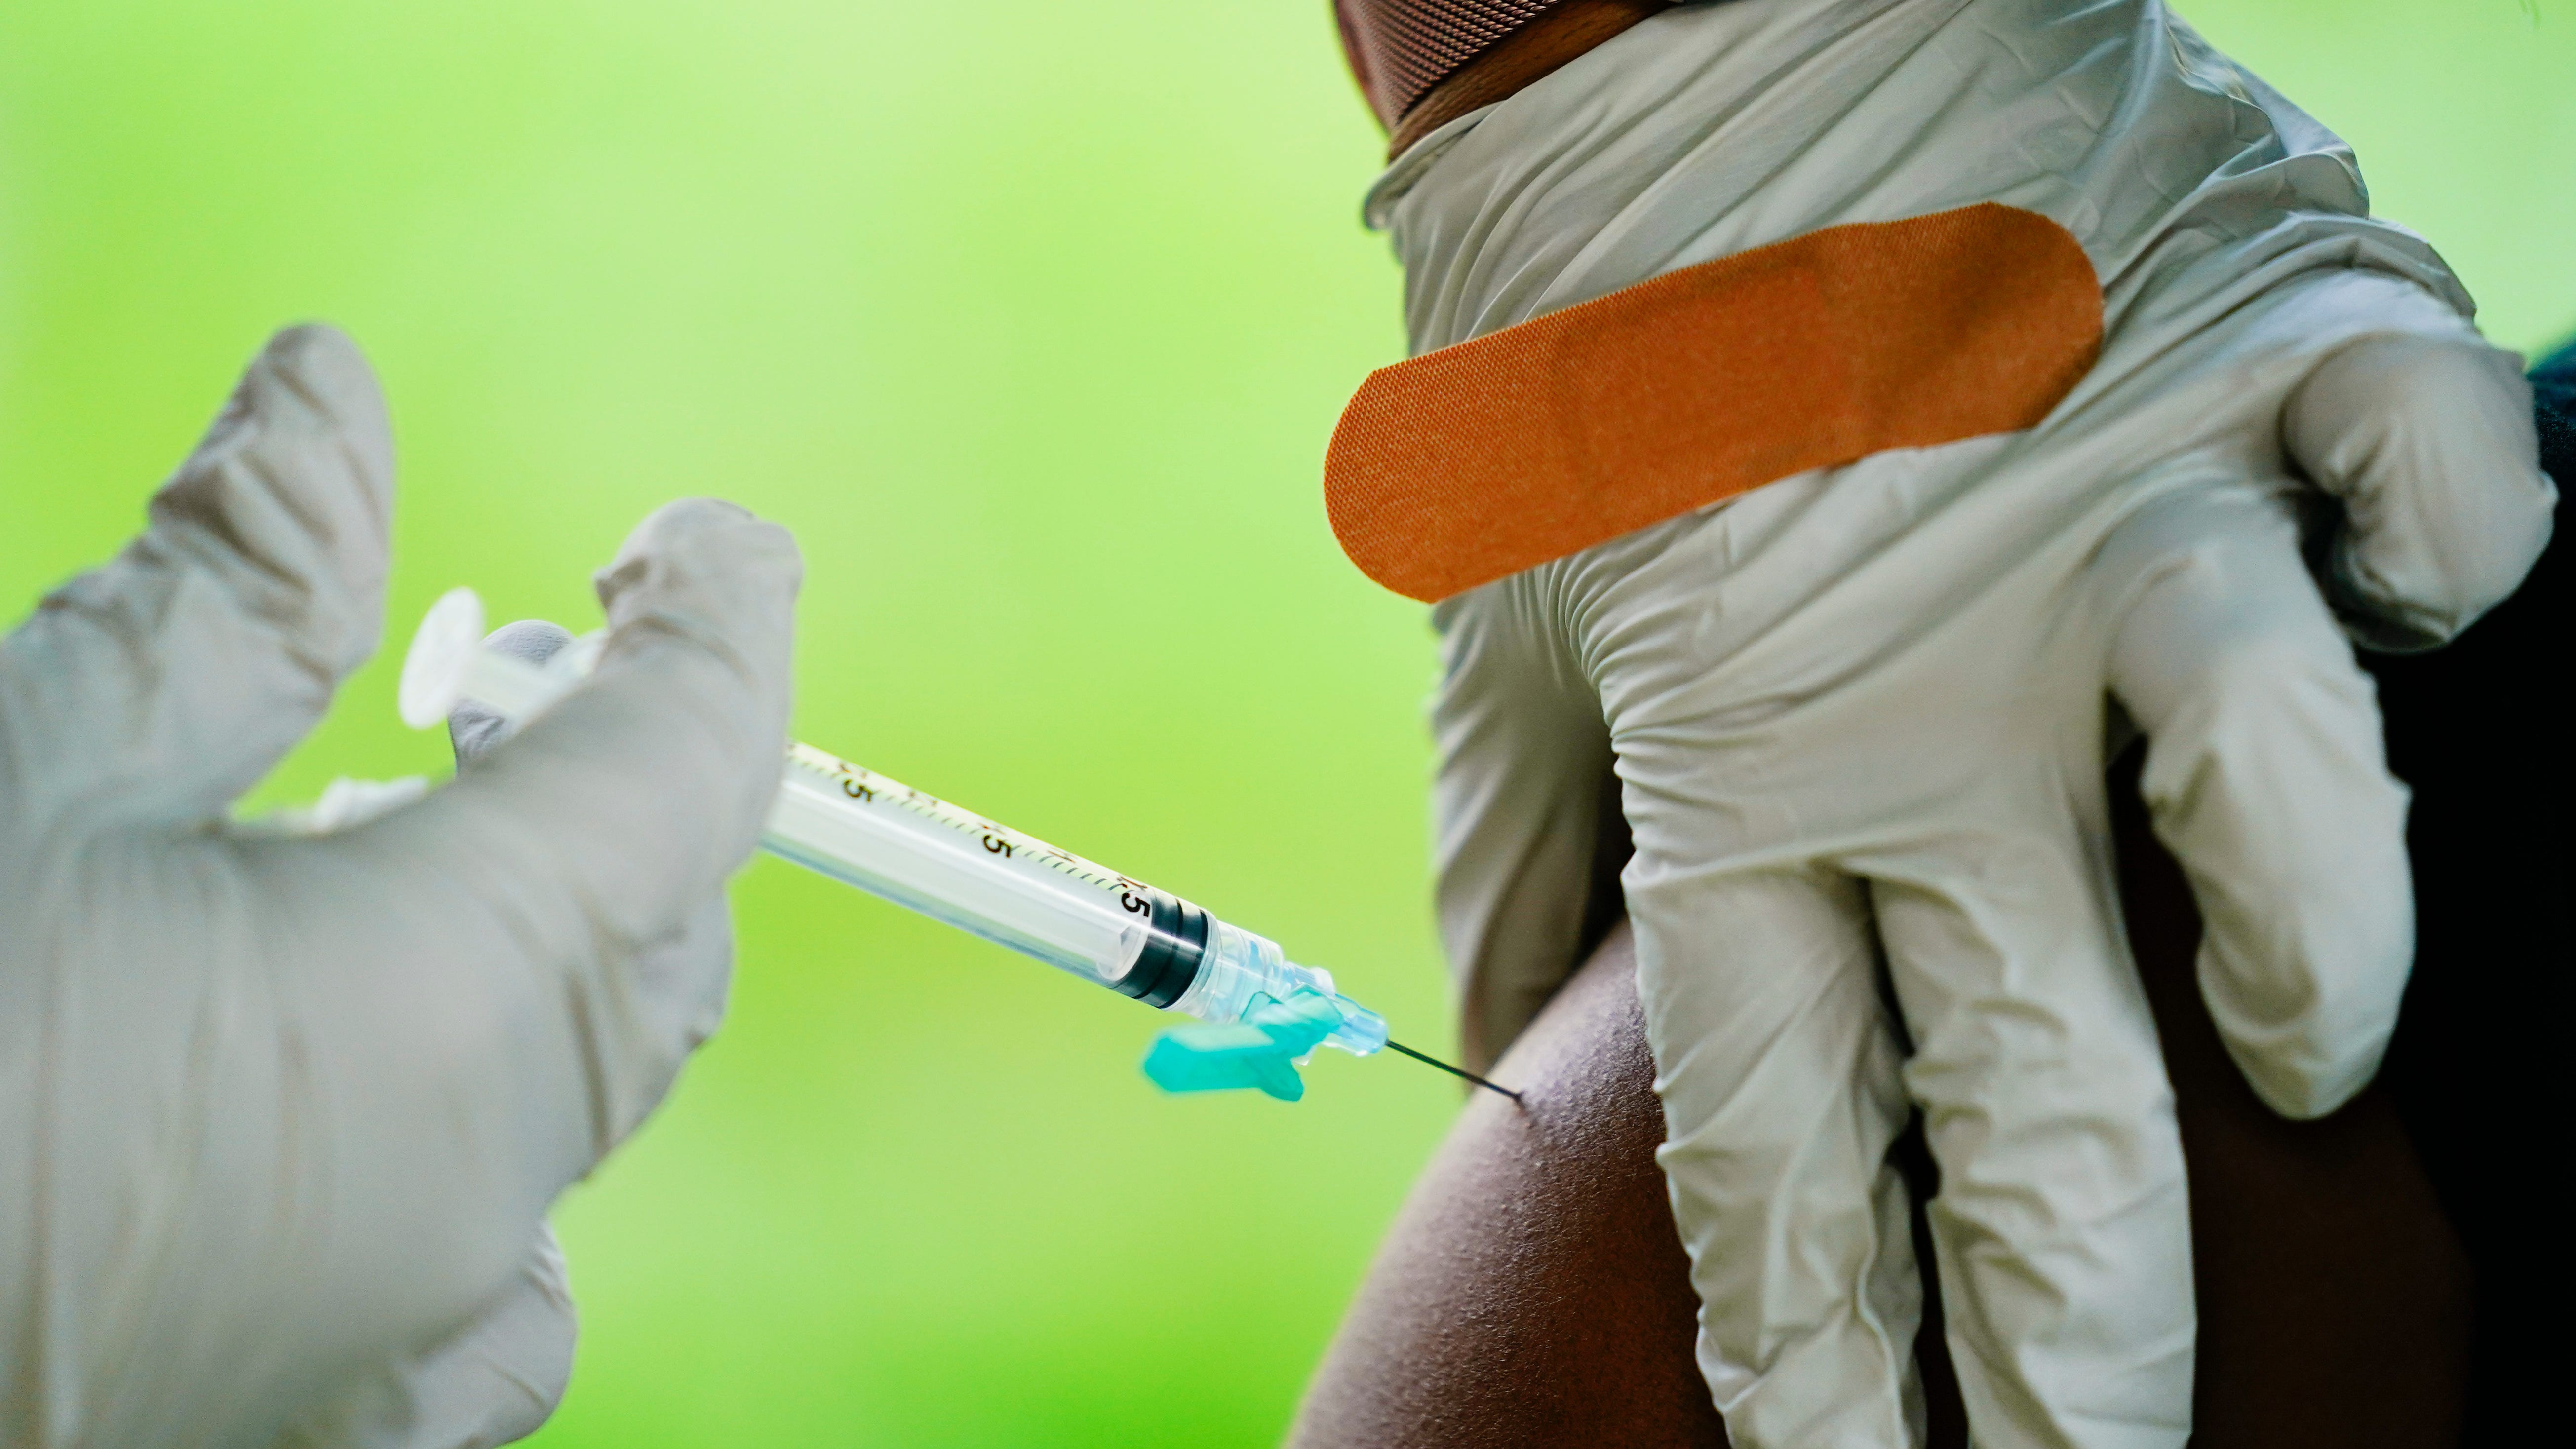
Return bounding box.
[1368,2,2553,1445]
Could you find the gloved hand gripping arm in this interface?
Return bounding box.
[0,326,799,1448]
[2285,332,2556,652]
[2103,329,2556,1123]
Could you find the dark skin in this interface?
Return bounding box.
[1301,15,2568,1441]
[1288,763,2478,1448]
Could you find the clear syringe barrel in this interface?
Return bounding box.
[765,748,1385,1056]
[397,589,1385,1057]
[768,745,1187,1005]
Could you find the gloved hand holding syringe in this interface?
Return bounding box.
[400,587,1517,1105]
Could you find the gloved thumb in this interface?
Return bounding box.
[181,500,796,1381]
[590,496,802,710]
[0,324,393,829]
[447,619,578,765]
[2284,332,2555,651]
[443,612,738,1151]
[335,499,795,1156]
[395,495,797,951]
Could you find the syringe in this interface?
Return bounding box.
[397,589,1520,1102]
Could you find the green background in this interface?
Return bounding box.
[1,2,2567,1443]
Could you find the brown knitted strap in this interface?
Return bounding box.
[1325,205,2103,602]
[1336,0,1570,129]
[1382,0,1679,156]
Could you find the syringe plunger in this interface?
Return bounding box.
[399,589,1390,1065]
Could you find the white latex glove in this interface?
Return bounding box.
[2093,332,2557,1126]
[2286,332,2557,652]
[284,617,738,1449]
[1383,5,2559,1444]
[0,325,799,1449]
[278,1227,577,1449]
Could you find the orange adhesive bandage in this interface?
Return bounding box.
[1325,203,2102,602]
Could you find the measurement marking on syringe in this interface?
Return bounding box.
[789,745,1144,905]
[401,587,1408,1094]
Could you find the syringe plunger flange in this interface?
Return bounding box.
[396,587,493,728]
[398,587,590,730]
[394,586,1403,1101]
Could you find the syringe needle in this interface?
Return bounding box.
[1384,1039,1523,1105]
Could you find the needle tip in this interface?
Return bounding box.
[1385,1039,1524,1104]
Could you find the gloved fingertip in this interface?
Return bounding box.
[610,498,800,570]
[483,619,577,669]
[448,621,579,765]
[447,707,510,766]
[180,323,392,503]
[652,496,752,525]
[593,498,805,627]
[260,320,366,380]
[254,322,387,421]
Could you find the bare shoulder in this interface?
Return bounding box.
[1286,924,1727,1449]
